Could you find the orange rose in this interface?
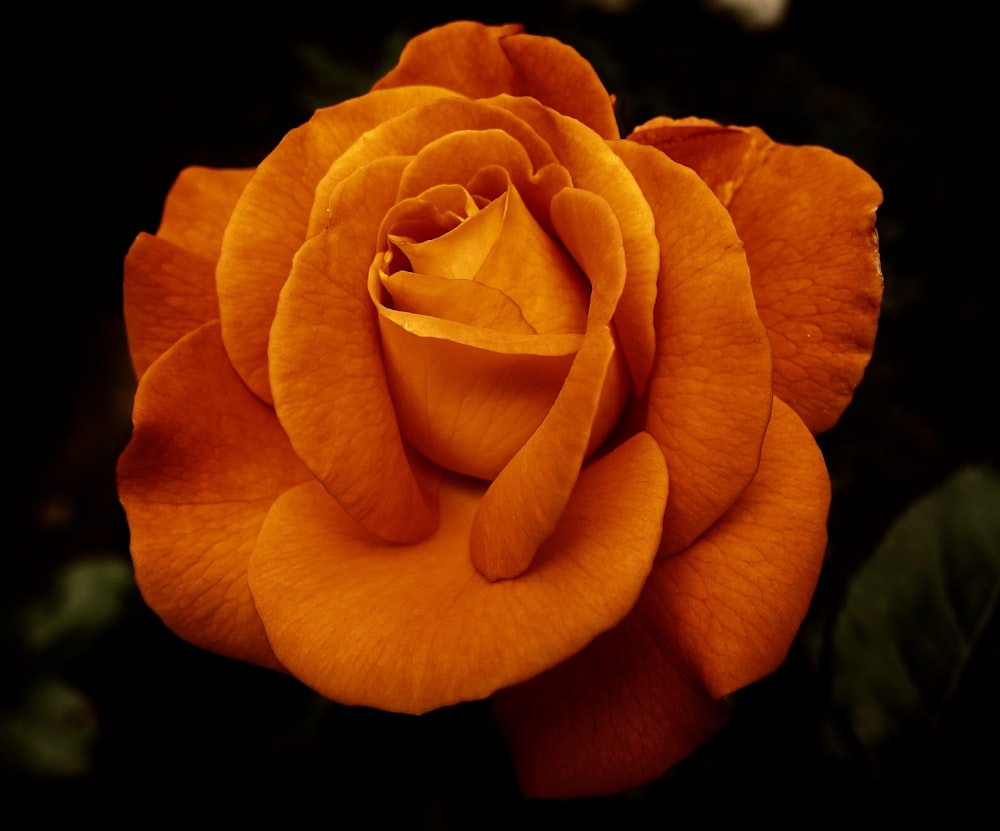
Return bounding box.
[118,21,881,797]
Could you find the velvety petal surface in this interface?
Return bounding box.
[614,140,773,554]
[373,21,619,139]
[269,157,438,542]
[247,432,668,715]
[216,86,459,402]
[650,396,831,698]
[492,398,829,798]
[155,166,254,261]
[117,322,312,669]
[123,233,219,379]
[493,608,729,799]
[630,118,883,433]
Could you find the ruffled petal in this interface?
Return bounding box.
[373,21,618,139]
[269,157,438,543]
[122,233,219,379]
[155,166,253,261]
[247,432,667,715]
[117,322,312,669]
[216,86,459,403]
[614,140,773,554]
[630,118,883,433]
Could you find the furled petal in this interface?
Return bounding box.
[123,233,219,379]
[493,96,660,394]
[387,176,589,335]
[373,21,619,139]
[492,397,829,798]
[216,86,459,402]
[117,322,312,669]
[247,432,667,715]
[470,186,631,579]
[154,166,254,261]
[629,117,883,433]
[614,140,773,554]
[269,157,438,542]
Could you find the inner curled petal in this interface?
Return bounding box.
[379,179,590,335]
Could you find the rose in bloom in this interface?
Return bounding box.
[118,21,881,797]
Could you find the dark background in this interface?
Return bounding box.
[7,0,997,825]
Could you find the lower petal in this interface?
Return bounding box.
[247,432,667,715]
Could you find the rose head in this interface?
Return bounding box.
[118,21,882,797]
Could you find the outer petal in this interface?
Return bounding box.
[373,21,619,139]
[247,432,667,715]
[216,86,459,403]
[629,118,883,433]
[614,140,773,554]
[492,398,829,798]
[652,396,831,699]
[155,166,254,261]
[493,610,729,799]
[269,157,438,543]
[117,322,312,669]
[123,233,219,379]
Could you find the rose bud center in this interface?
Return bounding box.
[368,177,624,480]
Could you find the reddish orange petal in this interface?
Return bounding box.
[117,321,312,669]
[652,396,830,699]
[269,157,438,542]
[155,166,254,261]
[614,140,773,554]
[373,21,618,139]
[123,233,219,379]
[247,432,667,715]
[216,86,458,403]
[630,118,883,433]
[493,610,729,798]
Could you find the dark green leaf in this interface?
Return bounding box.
[831,466,1000,757]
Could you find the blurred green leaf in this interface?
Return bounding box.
[0,678,97,777]
[21,555,134,655]
[831,466,1000,760]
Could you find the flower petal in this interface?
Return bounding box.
[614,140,773,554]
[117,321,312,669]
[494,96,660,394]
[123,233,219,379]
[247,432,667,715]
[155,166,253,261]
[492,398,828,798]
[493,610,729,799]
[269,156,438,543]
[469,187,630,580]
[216,86,459,402]
[373,21,619,139]
[630,118,883,432]
[651,396,831,698]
